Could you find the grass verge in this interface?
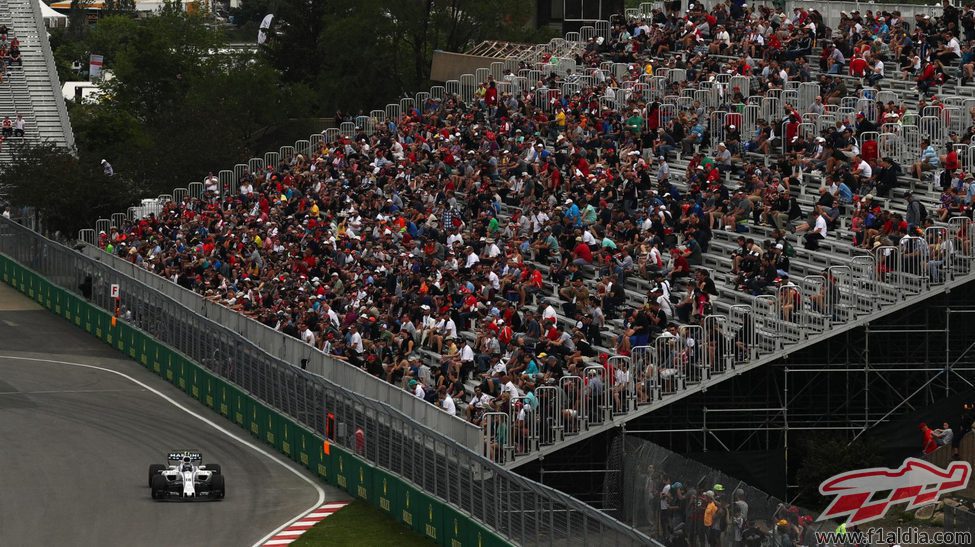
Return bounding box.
[290,500,434,547]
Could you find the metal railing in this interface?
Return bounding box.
[0,216,653,546]
[73,242,482,450]
[26,0,74,149]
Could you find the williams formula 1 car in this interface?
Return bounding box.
[147,450,225,500]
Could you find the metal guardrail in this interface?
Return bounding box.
[0,216,654,547]
[74,242,483,451]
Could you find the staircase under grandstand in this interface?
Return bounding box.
[76,5,975,473]
[0,0,74,164]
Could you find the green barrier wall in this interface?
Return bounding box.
[0,254,509,547]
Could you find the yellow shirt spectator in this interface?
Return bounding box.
[703,500,718,527]
[556,109,567,128]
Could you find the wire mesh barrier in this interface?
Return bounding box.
[944,504,975,536]
[0,218,652,546]
[611,436,834,546]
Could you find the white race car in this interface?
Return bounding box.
[148,451,225,500]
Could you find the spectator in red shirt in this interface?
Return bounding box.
[668,248,691,282]
[921,423,939,454]
[572,236,593,265]
[918,62,938,94]
[942,144,960,174]
[849,55,868,77]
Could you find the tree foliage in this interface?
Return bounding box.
[0,143,144,236]
[54,12,306,193]
[258,0,540,114]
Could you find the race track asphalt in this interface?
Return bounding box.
[0,284,345,547]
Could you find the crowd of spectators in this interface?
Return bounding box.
[653,477,819,547]
[0,23,25,148]
[96,1,975,434]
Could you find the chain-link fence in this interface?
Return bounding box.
[0,216,654,547]
[944,504,975,536]
[612,435,834,547]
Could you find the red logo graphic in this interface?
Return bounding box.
[818,458,971,526]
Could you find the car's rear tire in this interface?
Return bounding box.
[150,474,167,500]
[148,464,166,487]
[205,463,221,475]
[210,474,225,499]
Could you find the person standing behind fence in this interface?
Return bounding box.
[685,487,707,547]
[703,490,722,547]
[644,466,657,531]
[659,475,673,536]
[732,489,749,546]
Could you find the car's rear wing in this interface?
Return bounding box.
[167,450,203,462]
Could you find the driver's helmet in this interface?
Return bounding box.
[181,456,193,471]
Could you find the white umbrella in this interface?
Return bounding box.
[257,13,274,45]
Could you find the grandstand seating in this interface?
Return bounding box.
[0,0,73,163]
[76,4,975,469]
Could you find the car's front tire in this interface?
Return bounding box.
[150,474,167,500]
[210,474,225,500]
[148,464,166,487]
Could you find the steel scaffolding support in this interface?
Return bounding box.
[617,299,975,500]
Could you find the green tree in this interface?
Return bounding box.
[259,0,537,114]
[103,0,136,15]
[0,143,144,236]
[55,11,306,192]
[261,0,328,85]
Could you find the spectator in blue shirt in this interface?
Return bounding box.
[913,139,940,179]
[564,199,581,225]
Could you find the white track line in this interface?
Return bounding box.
[0,354,327,547]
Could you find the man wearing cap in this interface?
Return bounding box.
[906,191,926,232]
[963,173,975,206]
[714,142,733,173]
[625,108,644,136]
[571,235,593,265]
[854,112,877,139]
[826,43,845,74]
[702,491,719,543]
[724,123,741,155]
[656,156,670,181]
